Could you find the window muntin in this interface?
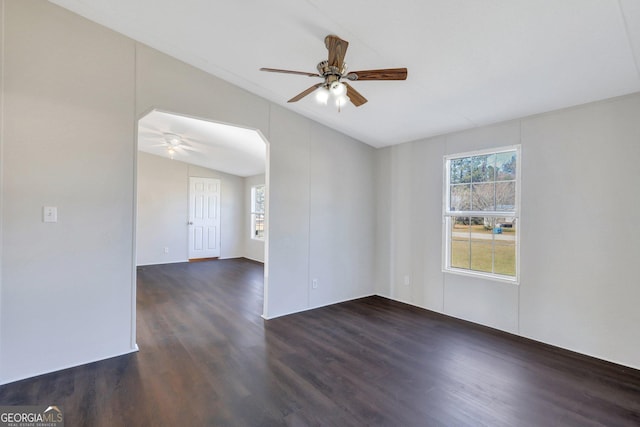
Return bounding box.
[444,146,519,282]
[251,185,265,240]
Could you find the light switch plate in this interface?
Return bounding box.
[43,206,57,223]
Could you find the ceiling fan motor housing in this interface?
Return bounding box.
[317,60,347,86]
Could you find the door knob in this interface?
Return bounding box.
[188,221,193,225]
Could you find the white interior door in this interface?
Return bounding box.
[188,177,221,259]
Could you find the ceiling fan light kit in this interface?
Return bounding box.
[315,81,350,110]
[261,35,407,110]
[163,132,184,159]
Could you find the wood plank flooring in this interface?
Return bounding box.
[1,258,639,426]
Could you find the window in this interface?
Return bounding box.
[251,185,265,240]
[443,146,520,282]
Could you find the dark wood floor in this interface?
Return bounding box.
[1,259,639,426]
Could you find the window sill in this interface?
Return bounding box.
[443,267,519,285]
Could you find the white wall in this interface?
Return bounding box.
[308,122,375,307]
[0,0,376,383]
[244,174,265,263]
[0,0,137,383]
[376,93,640,369]
[136,152,245,265]
[519,96,640,367]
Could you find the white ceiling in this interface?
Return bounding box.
[138,110,266,177]
[50,0,640,148]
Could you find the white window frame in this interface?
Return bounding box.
[442,145,521,284]
[251,184,265,241]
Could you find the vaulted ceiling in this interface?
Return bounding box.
[50,0,640,148]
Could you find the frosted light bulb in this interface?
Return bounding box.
[330,81,347,97]
[315,88,329,105]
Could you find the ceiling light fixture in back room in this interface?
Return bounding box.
[164,133,182,159]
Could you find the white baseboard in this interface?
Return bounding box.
[0,345,139,386]
[262,292,375,320]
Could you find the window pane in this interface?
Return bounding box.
[496,181,516,211]
[254,213,265,239]
[254,185,265,213]
[450,184,471,211]
[471,154,496,183]
[471,241,493,273]
[496,151,516,181]
[471,183,495,211]
[451,218,470,269]
[494,220,516,276]
[469,216,494,273]
[450,157,471,184]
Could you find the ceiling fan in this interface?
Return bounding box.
[260,35,407,109]
[139,127,203,159]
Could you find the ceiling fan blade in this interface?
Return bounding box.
[260,68,321,77]
[288,83,324,103]
[138,129,167,138]
[344,83,368,107]
[346,68,408,81]
[325,35,349,69]
[178,144,199,152]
